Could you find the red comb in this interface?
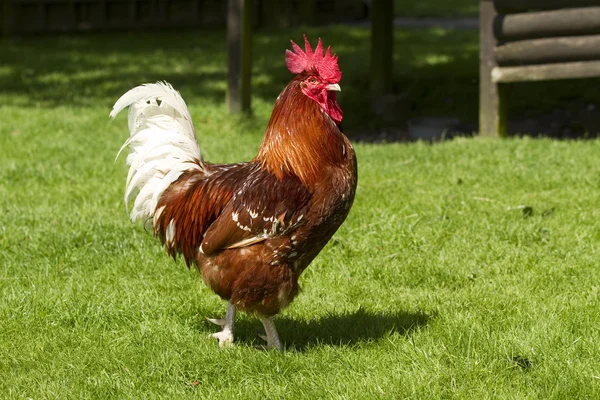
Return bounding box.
[285,35,342,83]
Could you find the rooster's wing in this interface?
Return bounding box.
[200,169,311,255]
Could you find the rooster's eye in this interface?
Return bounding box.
[308,78,318,85]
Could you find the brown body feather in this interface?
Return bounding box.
[154,75,357,316]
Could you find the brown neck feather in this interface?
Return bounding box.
[255,77,347,188]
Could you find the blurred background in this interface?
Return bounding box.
[2,0,600,140]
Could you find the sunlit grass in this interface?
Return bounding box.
[2,27,600,398]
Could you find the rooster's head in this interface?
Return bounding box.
[286,35,343,124]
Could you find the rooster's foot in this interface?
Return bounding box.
[257,315,283,351]
[206,318,226,327]
[207,301,236,348]
[210,329,234,347]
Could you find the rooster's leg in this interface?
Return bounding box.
[207,301,236,347]
[258,315,282,350]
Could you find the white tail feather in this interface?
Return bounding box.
[111,82,204,223]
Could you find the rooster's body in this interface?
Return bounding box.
[111,36,356,349]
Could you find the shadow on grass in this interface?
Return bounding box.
[229,307,431,350]
[3,26,597,139]
[0,26,480,134]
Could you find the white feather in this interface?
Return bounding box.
[154,206,166,227]
[166,219,176,245]
[112,81,204,225]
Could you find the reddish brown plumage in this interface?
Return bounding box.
[151,45,357,319]
[256,75,347,186]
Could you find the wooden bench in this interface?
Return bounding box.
[479,0,600,136]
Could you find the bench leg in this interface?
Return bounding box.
[479,0,507,137]
[480,80,507,137]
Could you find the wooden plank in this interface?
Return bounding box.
[2,0,13,36]
[191,0,199,24]
[39,1,46,31]
[495,34,600,66]
[479,0,506,137]
[227,0,241,113]
[298,0,315,25]
[260,0,292,28]
[369,0,394,96]
[494,0,600,14]
[494,7,600,41]
[157,0,166,23]
[492,60,600,82]
[98,0,106,30]
[70,0,76,28]
[227,0,252,114]
[128,0,136,25]
[14,0,99,2]
[240,0,252,112]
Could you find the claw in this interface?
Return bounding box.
[210,330,234,348]
[207,301,237,348]
[266,342,282,350]
[256,333,281,350]
[258,315,283,351]
[206,317,226,326]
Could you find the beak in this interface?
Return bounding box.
[327,83,341,92]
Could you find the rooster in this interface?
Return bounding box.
[110,36,357,350]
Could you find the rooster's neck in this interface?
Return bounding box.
[255,79,349,188]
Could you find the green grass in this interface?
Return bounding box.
[3,25,597,132]
[0,26,482,125]
[3,28,600,398]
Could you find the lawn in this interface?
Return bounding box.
[2,27,600,398]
